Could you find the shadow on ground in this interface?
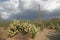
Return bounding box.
[47,30,60,40]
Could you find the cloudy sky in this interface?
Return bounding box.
[0,0,60,20]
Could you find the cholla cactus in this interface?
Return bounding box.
[28,24,38,38]
[8,29,18,37]
[8,20,38,38]
[8,20,19,37]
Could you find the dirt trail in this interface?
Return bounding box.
[6,29,56,40]
[0,27,57,40]
[29,29,55,40]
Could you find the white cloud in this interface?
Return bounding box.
[21,0,40,10]
[21,0,32,9]
[21,0,60,11]
[0,6,4,9]
[0,0,20,14]
[3,0,19,9]
[0,0,60,19]
[34,0,40,4]
[1,12,11,19]
[40,0,60,11]
[0,0,20,19]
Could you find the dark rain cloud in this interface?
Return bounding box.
[0,0,60,20]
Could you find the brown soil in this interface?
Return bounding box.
[0,27,56,40]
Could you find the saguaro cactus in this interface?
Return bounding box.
[0,13,1,24]
[38,4,44,31]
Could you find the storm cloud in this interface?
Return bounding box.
[0,0,60,20]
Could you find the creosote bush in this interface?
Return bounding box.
[8,20,38,38]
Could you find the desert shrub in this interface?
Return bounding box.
[8,20,38,38]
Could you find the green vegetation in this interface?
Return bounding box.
[0,18,60,39]
[0,20,11,27]
[8,18,60,39]
[8,20,38,38]
[43,18,60,30]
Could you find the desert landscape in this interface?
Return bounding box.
[0,0,60,40]
[0,25,60,40]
